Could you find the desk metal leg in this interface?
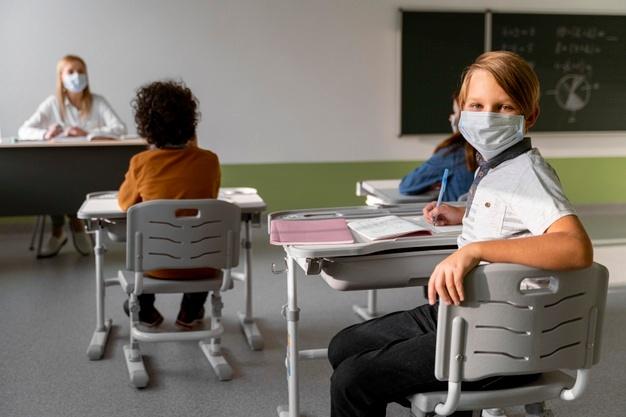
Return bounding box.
[29,215,43,251]
[353,289,381,321]
[86,227,111,360]
[278,256,301,417]
[237,218,264,350]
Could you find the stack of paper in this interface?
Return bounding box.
[347,215,430,241]
[270,218,354,245]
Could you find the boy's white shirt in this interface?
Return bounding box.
[458,148,575,248]
[18,94,126,140]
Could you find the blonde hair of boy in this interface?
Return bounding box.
[458,51,540,128]
[55,54,93,120]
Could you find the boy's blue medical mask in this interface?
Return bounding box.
[62,73,88,93]
[458,111,525,160]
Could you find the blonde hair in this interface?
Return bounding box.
[458,51,540,124]
[55,55,92,120]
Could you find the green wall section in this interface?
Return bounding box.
[222,157,626,212]
[548,158,626,204]
[221,161,417,211]
[3,157,623,225]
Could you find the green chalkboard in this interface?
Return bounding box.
[401,11,485,135]
[492,13,626,131]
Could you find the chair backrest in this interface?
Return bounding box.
[435,262,609,382]
[126,199,241,272]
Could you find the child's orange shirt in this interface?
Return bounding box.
[118,145,221,279]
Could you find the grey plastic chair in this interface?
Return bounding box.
[410,262,609,417]
[117,199,241,388]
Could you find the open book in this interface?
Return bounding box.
[347,215,431,241]
[87,133,142,141]
[86,132,121,141]
[270,218,355,245]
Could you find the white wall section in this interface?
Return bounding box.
[1,0,625,163]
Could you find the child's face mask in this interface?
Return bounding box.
[458,111,525,160]
[63,72,88,93]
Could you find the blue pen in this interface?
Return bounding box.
[436,168,449,208]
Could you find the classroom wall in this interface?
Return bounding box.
[1,0,625,210]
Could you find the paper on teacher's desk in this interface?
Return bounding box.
[51,135,89,143]
[86,132,124,141]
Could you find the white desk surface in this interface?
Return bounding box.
[0,137,146,148]
[77,188,266,220]
[269,206,459,259]
[284,233,458,260]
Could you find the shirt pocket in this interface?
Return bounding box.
[471,194,506,239]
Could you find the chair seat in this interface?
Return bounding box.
[118,269,223,294]
[410,371,574,414]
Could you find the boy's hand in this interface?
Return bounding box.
[428,243,481,306]
[422,202,464,226]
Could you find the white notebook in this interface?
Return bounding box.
[347,215,429,241]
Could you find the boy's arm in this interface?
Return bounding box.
[118,158,141,211]
[428,214,593,306]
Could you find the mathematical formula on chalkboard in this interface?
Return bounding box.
[401,11,626,134]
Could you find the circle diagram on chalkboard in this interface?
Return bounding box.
[546,74,599,123]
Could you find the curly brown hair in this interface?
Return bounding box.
[132,80,200,147]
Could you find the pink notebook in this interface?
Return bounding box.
[270,218,355,245]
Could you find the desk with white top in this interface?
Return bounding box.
[356,179,438,207]
[268,205,459,417]
[0,137,147,216]
[355,179,442,320]
[77,188,267,358]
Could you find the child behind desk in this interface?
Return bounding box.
[118,80,220,329]
[399,93,477,201]
[328,51,593,417]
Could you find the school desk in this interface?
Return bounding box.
[0,137,147,216]
[355,179,446,320]
[268,205,459,417]
[356,179,438,207]
[77,188,267,358]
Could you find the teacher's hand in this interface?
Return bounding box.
[44,124,63,140]
[66,126,88,137]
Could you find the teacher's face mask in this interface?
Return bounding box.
[62,72,88,93]
[458,111,525,160]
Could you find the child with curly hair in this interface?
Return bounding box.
[118,80,220,329]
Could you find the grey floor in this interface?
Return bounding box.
[1,220,626,417]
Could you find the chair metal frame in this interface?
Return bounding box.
[118,199,241,388]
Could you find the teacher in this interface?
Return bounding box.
[18,54,127,258]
